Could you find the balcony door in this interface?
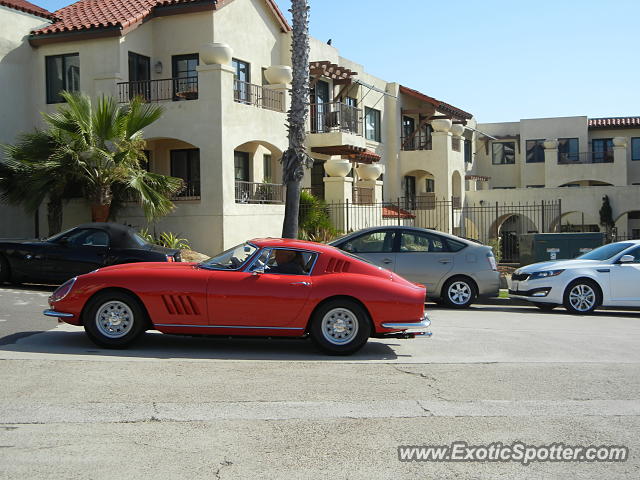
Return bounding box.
[402,116,415,149]
[128,52,150,100]
[170,149,200,198]
[310,80,330,132]
[232,58,251,103]
[172,54,199,100]
[310,159,325,200]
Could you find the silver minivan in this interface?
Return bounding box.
[330,226,500,308]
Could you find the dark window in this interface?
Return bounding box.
[464,139,472,163]
[171,54,199,100]
[446,238,467,252]
[346,231,396,254]
[632,138,640,161]
[399,231,447,253]
[365,107,381,142]
[128,52,150,100]
[170,149,200,197]
[425,178,435,193]
[526,139,545,163]
[624,246,640,262]
[404,175,416,209]
[592,138,614,163]
[250,248,317,275]
[46,53,80,104]
[558,138,579,162]
[492,142,515,164]
[59,228,109,247]
[310,160,325,199]
[263,154,272,182]
[234,151,250,182]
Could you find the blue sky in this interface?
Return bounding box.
[32,0,640,122]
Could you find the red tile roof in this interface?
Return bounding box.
[382,205,415,219]
[0,0,54,18]
[32,0,290,38]
[399,85,472,121]
[588,117,640,129]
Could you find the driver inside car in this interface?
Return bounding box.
[267,250,305,275]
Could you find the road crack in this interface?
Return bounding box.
[213,459,233,479]
[392,366,450,401]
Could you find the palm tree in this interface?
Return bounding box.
[42,91,183,222]
[281,0,311,238]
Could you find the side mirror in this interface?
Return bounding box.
[618,254,635,264]
[342,242,354,253]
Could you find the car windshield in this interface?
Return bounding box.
[576,243,633,261]
[199,243,258,270]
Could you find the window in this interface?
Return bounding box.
[232,58,251,103]
[263,154,272,182]
[365,107,381,142]
[527,185,544,188]
[344,97,357,107]
[171,54,198,100]
[249,248,317,275]
[592,138,613,163]
[170,149,200,197]
[558,138,579,162]
[399,231,447,253]
[46,53,80,103]
[491,142,515,164]
[234,151,250,182]
[425,178,435,193]
[344,231,395,254]
[128,52,150,100]
[624,246,640,262]
[464,139,472,163]
[58,229,109,247]
[632,138,640,161]
[525,139,545,163]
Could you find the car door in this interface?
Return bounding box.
[337,230,396,270]
[609,246,640,305]
[206,248,315,328]
[44,228,110,282]
[394,230,454,292]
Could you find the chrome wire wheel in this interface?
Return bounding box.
[320,308,359,345]
[95,300,134,339]
[568,284,596,312]
[448,281,472,305]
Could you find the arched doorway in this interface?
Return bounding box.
[489,213,539,263]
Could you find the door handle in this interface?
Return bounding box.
[382,258,393,264]
[439,259,451,264]
[290,281,311,286]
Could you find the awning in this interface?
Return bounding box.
[382,205,415,219]
[311,145,380,164]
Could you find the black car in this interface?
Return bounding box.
[0,223,181,285]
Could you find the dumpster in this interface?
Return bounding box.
[518,233,607,266]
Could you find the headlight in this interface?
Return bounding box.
[529,270,564,281]
[49,277,77,302]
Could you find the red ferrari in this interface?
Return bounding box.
[44,238,431,355]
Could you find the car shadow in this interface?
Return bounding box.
[0,284,56,292]
[0,329,401,361]
[461,304,640,318]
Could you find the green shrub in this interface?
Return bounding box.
[298,191,340,242]
[486,237,502,263]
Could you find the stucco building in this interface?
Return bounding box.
[0,0,638,255]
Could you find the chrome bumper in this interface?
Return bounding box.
[43,309,74,318]
[381,314,432,337]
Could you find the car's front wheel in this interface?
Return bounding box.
[310,299,371,355]
[441,277,476,308]
[563,280,601,314]
[83,291,147,348]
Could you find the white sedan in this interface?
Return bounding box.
[509,240,640,314]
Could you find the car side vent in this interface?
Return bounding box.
[325,258,351,273]
[161,295,200,315]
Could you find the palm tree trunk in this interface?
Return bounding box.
[47,197,63,236]
[281,0,311,239]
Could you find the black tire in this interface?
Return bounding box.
[563,279,601,315]
[83,291,147,348]
[310,299,371,355]
[0,255,10,283]
[441,277,476,309]
[535,303,557,311]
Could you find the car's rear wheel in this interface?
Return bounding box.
[563,280,601,314]
[310,299,371,355]
[441,277,476,308]
[0,255,10,283]
[535,303,557,311]
[83,291,147,348]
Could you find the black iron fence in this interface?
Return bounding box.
[400,132,432,151]
[233,80,285,112]
[117,77,198,103]
[235,181,284,204]
[309,102,362,135]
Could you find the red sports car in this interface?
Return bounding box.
[43,238,431,355]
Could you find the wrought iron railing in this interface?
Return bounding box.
[233,80,285,112]
[452,196,462,209]
[173,181,201,200]
[309,102,362,135]
[117,77,198,103]
[401,132,432,151]
[558,151,614,164]
[235,181,284,204]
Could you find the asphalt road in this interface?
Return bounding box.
[0,285,54,345]
[0,286,639,479]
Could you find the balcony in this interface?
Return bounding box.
[558,151,614,164]
[235,181,284,204]
[173,181,201,200]
[309,102,362,135]
[117,77,198,103]
[233,80,285,113]
[400,131,432,151]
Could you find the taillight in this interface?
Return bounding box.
[487,252,497,271]
[165,255,175,262]
[50,277,77,302]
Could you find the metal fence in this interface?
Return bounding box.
[235,181,284,204]
[233,80,285,112]
[117,77,198,103]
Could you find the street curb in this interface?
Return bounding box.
[475,297,530,307]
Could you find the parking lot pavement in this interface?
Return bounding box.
[0,287,639,479]
[0,285,55,344]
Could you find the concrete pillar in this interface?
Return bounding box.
[263,83,290,113]
[613,137,628,186]
[323,176,353,203]
[543,139,558,187]
[93,74,122,98]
